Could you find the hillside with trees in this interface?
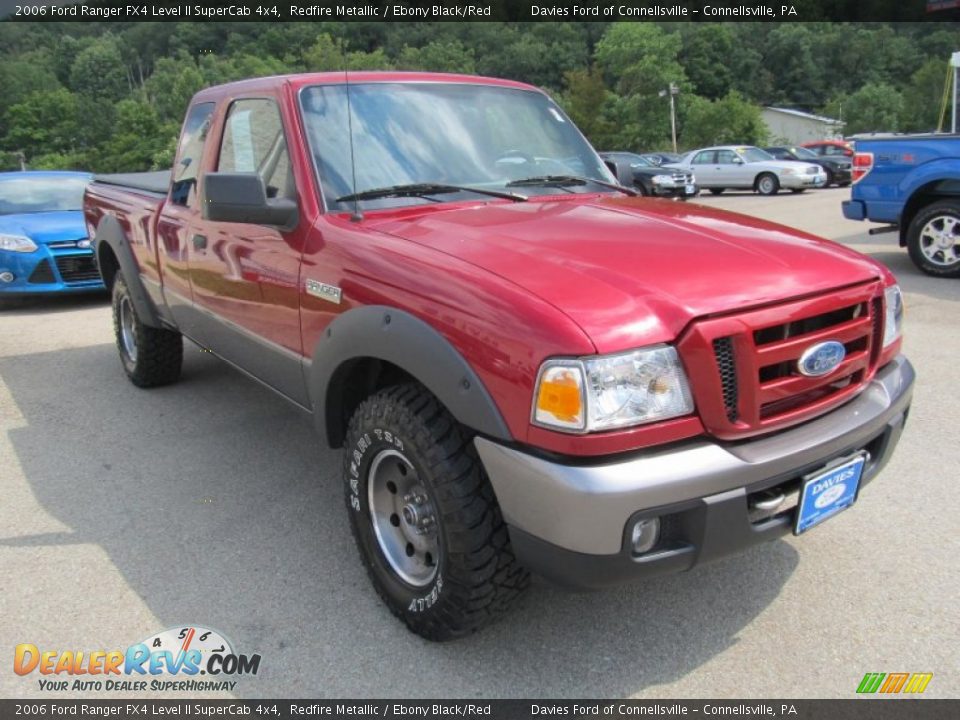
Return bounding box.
[0,21,955,171]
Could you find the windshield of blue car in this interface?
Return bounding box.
[300,82,614,210]
[0,176,90,216]
[790,146,820,160]
[739,147,775,163]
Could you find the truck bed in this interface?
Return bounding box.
[93,171,171,196]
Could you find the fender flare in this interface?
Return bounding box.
[308,306,513,447]
[94,214,162,328]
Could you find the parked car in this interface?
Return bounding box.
[640,152,683,167]
[842,133,960,277]
[85,72,913,640]
[764,145,852,187]
[802,139,855,158]
[599,151,698,199]
[0,171,102,301]
[671,145,826,195]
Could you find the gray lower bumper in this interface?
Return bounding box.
[476,356,914,568]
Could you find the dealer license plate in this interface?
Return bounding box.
[794,453,866,534]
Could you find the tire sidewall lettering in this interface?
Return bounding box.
[346,424,443,614]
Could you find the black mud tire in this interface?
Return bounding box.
[343,383,530,641]
[708,188,724,195]
[756,173,779,196]
[906,199,960,278]
[112,273,183,387]
[823,168,834,188]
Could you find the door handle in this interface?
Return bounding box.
[192,234,207,250]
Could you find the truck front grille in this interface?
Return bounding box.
[54,255,99,283]
[712,337,738,422]
[679,282,885,440]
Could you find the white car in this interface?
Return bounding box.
[669,145,826,196]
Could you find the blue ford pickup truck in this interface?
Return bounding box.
[842,134,960,277]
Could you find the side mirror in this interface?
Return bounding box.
[202,172,298,231]
[733,156,745,165]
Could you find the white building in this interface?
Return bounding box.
[761,107,845,145]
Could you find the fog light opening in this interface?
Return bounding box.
[0,271,14,283]
[630,517,660,555]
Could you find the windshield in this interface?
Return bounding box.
[0,175,90,216]
[300,83,614,210]
[738,147,774,163]
[790,146,819,160]
[626,155,654,167]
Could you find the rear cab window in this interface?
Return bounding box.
[170,103,215,208]
[217,98,296,202]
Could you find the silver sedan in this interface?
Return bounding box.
[669,146,826,196]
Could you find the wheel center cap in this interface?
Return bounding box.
[402,504,420,526]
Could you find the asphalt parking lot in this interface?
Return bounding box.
[1,186,957,699]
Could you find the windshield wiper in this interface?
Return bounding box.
[505,175,638,196]
[337,183,527,204]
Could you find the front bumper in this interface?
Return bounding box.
[650,183,698,199]
[780,172,826,189]
[475,355,914,588]
[0,247,104,296]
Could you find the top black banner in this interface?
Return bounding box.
[2,0,959,23]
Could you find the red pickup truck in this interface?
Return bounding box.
[84,72,914,641]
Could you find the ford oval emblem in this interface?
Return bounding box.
[798,341,846,377]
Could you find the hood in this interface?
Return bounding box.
[368,196,883,353]
[0,211,88,245]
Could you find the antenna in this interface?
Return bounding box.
[344,68,363,222]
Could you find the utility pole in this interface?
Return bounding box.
[659,83,679,153]
[16,151,26,172]
[952,52,960,134]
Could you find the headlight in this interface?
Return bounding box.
[0,234,38,253]
[533,345,695,433]
[883,284,904,347]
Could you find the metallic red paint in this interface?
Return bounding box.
[85,72,901,457]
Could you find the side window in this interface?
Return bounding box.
[692,151,714,165]
[716,150,738,164]
[218,98,295,201]
[170,103,215,207]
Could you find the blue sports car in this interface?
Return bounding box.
[0,171,104,299]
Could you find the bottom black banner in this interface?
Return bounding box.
[0,700,955,720]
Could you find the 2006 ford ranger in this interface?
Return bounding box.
[84,72,915,640]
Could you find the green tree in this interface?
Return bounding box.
[824,83,905,135]
[594,23,689,150]
[559,66,614,146]
[143,53,206,124]
[397,40,476,74]
[302,34,392,72]
[69,35,129,102]
[680,92,768,149]
[98,99,171,172]
[902,59,953,133]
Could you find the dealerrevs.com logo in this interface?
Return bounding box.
[14,626,261,692]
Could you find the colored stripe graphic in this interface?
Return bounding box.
[857,673,885,693]
[903,673,934,694]
[880,673,910,693]
[856,672,933,694]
